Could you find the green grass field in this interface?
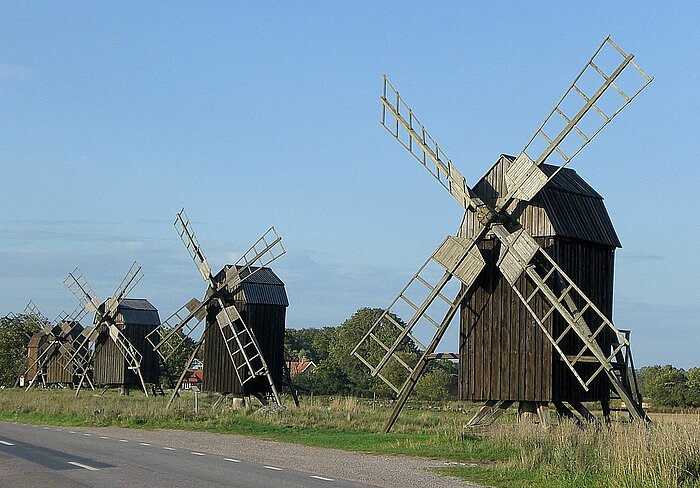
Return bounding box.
[1,389,699,487]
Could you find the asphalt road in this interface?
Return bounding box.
[0,422,378,487]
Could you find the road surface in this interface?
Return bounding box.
[0,422,376,487]
[0,422,478,487]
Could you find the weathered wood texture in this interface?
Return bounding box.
[45,321,84,384]
[26,332,50,380]
[93,299,160,386]
[203,266,288,395]
[459,155,618,403]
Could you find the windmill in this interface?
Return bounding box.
[64,262,161,396]
[147,208,287,408]
[17,300,91,389]
[352,36,652,431]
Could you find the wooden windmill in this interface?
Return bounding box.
[64,262,161,395]
[17,300,91,389]
[352,36,652,431]
[147,208,287,408]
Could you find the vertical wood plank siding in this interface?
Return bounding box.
[458,155,618,403]
[202,266,288,396]
[92,299,161,387]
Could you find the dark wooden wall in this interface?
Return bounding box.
[203,302,286,395]
[459,237,614,403]
[46,350,73,384]
[26,333,49,380]
[93,321,160,387]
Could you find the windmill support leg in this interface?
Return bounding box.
[283,361,300,407]
[569,401,599,425]
[466,400,498,427]
[384,288,467,433]
[135,369,149,397]
[601,399,611,423]
[166,340,203,409]
[75,371,88,397]
[553,401,583,427]
[537,403,551,426]
[213,394,229,409]
[481,401,513,426]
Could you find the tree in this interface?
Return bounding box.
[638,365,689,407]
[285,327,336,363]
[159,330,198,387]
[0,315,40,387]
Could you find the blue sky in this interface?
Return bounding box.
[1,2,698,368]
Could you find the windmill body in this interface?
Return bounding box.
[92,299,160,388]
[459,155,618,405]
[352,36,652,431]
[148,208,288,408]
[45,321,86,385]
[26,330,51,385]
[203,266,288,395]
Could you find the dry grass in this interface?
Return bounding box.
[481,417,700,487]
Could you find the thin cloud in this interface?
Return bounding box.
[0,63,34,80]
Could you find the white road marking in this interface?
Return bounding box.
[163,447,176,451]
[0,441,15,446]
[83,433,92,437]
[69,431,77,434]
[139,442,151,446]
[119,439,128,443]
[100,436,109,439]
[43,427,50,430]
[191,452,205,456]
[263,466,283,471]
[310,475,335,481]
[55,429,62,432]
[68,461,99,471]
[225,458,241,463]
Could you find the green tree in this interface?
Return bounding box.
[158,330,197,387]
[638,365,688,407]
[686,368,700,407]
[0,315,40,387]
[285,327,337,363]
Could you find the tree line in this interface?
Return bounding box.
[2,309,699,408]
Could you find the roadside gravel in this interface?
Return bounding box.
[79,425,484,488]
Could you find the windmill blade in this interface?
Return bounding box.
[24,300,51,332]
[64,268,101,313]
[214,299,270,386]
[24,341,60,389]
[380,76,479,211]
[146,298,206,362]
[352,234,485,393]
[67,326,98,367]
[64,301,89,325]
[224,226,286,290]
[504,36,652,202]
[489,223,647,421]
[106,323,148,395]
[174,208,214,285]
[112,261,144,308]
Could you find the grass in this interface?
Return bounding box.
[1,389,699,487]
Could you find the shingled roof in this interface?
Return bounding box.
[462,154,621,248]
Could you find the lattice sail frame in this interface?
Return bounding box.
[355,36,652,428]
[63,262,150,396]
